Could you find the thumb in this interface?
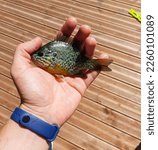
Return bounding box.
[11,37,42,76]
[15,37,42,58]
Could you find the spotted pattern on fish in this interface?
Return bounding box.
[31,41,110,76]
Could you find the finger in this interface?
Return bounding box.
[13,37,42,69]
[11,37,42,77]
[57,17,77,38]
[98,53,113,66]
[83,70,100,87]
[74,25,91,41]
[83,37,96,58]
[63,70,99,96]
[73,25,91,49]
[16,37,42,56]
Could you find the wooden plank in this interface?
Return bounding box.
[0,1,141,58]
[59,123,120,150]
[54,137,83,150]
[77,97,140,138]
[109,0,141,7]
[5,0,141,45]
[0,22,36,43]
[0,89,19,111]
[68,111,140,149]
[93,74,140,104]
[0,59,11,77]
[39,0,141,39]
[75,0,140,15]
[0,74,19,97]
[37,0,141,28]
[0,16,53,43]
[0,106,12,124]
[104,63,140,87]
[94,33,140,58]
[84,85,140,121]
[0,34,19,50]
[0,46,14,64]
[0,1,63,31]
[95,45,140,73]
[6,0,140,30]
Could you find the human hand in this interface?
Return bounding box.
[11,17,110,126]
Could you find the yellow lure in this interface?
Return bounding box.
[128,9,141,22]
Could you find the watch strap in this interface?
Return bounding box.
[11,107,59,142]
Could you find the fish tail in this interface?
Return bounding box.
[78,57,113,73]
[84,57,112,71]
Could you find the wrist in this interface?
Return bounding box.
[20,104,60,126]
[11,107,59,142]
[20,104,50,123]
[0,120,49,150]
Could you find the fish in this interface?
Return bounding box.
[31,37,113,76]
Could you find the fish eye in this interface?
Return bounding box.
[38,52,44,57]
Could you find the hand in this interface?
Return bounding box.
[11,17,110,126]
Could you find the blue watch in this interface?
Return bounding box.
[11,107,60,142]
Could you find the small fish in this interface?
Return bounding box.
[31,38,112,76]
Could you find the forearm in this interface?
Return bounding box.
[0,120,49,150]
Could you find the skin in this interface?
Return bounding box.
[0,17,111,150]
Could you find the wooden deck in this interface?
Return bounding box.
[0,0,141,149]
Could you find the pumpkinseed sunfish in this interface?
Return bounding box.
[31,40,112,76]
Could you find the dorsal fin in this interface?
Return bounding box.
[54,32,73,45]
[54,32,68,41]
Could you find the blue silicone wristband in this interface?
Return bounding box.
[10,107,59,142]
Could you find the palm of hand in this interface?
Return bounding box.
[16,64,86,125]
